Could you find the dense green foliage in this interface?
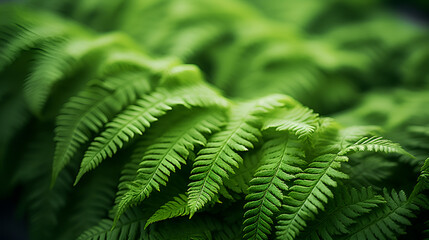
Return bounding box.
[0,0,428,239]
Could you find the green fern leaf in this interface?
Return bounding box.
[301,187,385,240]
[145,194,190,228]
[74,89,173,185]
[242,134,305,240]
[24,32,137,114]
[24,39,77,114]
[275,154,349,240]
[187,95,290,214]
[112,141,148,210]
[0,7,86,71]
[75,84,228,184]
[56,161,120,240]
[115,109,224,221]
[338,136,409,156]
[13,131,75,240]
[410,157,429,200]
[224,152,261,194]
[342,189,419,240]
[342,156,397,189]
[52,71,151,185]
[263,105,319,139]
[77,207,151,240]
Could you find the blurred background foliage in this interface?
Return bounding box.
[0,0,428,239]
[23,0,429,112]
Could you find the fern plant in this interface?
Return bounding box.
[1,1,428,240]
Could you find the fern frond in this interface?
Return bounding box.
[0,7,86,71]
[52,71,151,185]
[410,157,429,200]
[342,156,397,189]
[338,136,409,156]
[115,109,224,221]
[275,154,349,240]
[112,142,148,210]
[224,151,261,194]
[24,32,138,114]
[342,189,419,240]
[77,207,150,240]
[242,134,305,240]
[187,95,289,214]
[263,105,319,139]
[74,82,227,185]
[13,130,75,240]
[74,89,173,185]
[338,126,382,144]
[55,161,121,240]
[24,39,77,114]
[145,194,190,228]
[301,187,385,240]
[213,221,242,240]
[149,214,224,240]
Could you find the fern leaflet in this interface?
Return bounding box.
[24,33,137,114]
[341,189,419,240]
[187,95,290,214]
[263,105,319,139]
[145,194,190,228]
[74,83,227,184]
[275,154,349,240]
[301,187,385,240]
[52,71,151,185]
[115,110,224,221]
[338,136,409,156]
[242,134,305,240]
[77,207,150,240]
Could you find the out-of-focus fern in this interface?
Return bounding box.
[299,186,385,240]
[342,189,419,240]
[1,1,429,240]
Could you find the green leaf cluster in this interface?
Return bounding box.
[1,1,428,240]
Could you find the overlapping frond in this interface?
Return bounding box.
[263,105,319,139]
[115,110,224,220]
[187,95,290,214]
[12,131,75,240]
[112,141,148,210]
[56,163,120,240]
[224,152,260,194]
[73,89,172,185]
[24,32,138,114]
[410,157,429,200]
[342,156,397,189]
[0,7,86,71]
[145,194,190,228]
[77,207,150,240]
[301,187,385,240]
[75,83,228,184]
[23,39,77,114]
[52,71,151,184]
[338,136,409,156]
[275,154,349,240]
[242,134,305,240]
[1,2,428,240]
[342,189,419,240]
